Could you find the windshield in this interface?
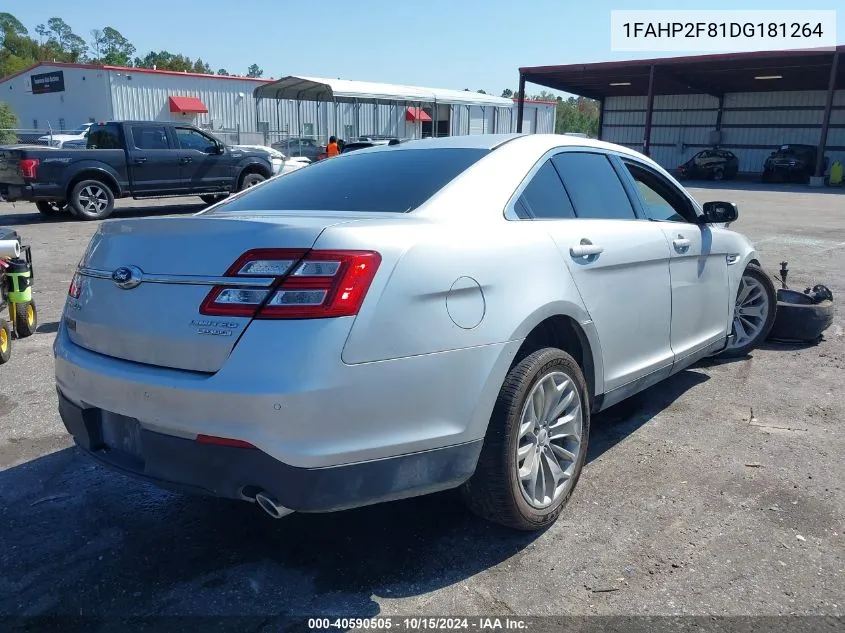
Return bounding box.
[210,148,489,214]
[72,124,91,133]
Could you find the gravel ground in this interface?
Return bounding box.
[0,184,843,624]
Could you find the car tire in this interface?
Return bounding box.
[35,201,66,217]
[761,169,772,183]
[239,173,266,191]
[721,263,777,357]
[461,347,590,531]
[69,180,115,220]
[767,290,834,343]
[12,300,37,338]
[200,194,229,205]
[0,319,11,364]
[713,166,725,181]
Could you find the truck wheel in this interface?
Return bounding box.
[461,347,590,531]
[239,173,265,191]
[712,166,725,181]
[0,319,11,364]
[200,194,229,205]
[69,180,115,220]
[721,263,777,357]
[13,300,37,338]
[35,201,66,217]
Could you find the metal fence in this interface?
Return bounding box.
[0,129,53,145]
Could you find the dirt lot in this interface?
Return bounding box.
[0,184,843,624]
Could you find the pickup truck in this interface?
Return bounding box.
[0,120,282,220]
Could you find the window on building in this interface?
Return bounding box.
[131,125,170,150]
[551,152,636,221]
[302,123,315,138]
[175,127,218,153]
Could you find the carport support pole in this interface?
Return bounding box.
[816,50,840,178]
[642,64,655,156]
[597,97,605,140]
[516,73,526,133]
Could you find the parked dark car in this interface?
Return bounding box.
[0,121,277,220]
[270,137,325,161]
[762,144,827,183]
[677,149,739,181]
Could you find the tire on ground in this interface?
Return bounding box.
[461,347,590,531]
[239,172,266,191]
[768,292,834,343]
[35,201,66,216]
[0,319,11,364]
[68,179,115,220]
[721,263,777,358]
[13,299,37,338]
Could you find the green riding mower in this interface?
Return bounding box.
[0,228,37,365]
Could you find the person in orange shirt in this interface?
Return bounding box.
[326,136,340,157]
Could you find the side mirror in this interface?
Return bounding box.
[213,143,225,155]
[701,201,738,224]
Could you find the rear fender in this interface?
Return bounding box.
[64,162,125,197]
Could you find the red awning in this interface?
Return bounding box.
[405,107,432,122]
[169,96,208,114]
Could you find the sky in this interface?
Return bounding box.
[8,0,845,97]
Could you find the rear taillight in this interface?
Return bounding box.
[199,249,381,319]
[19,158,39,179]
[68,272,82,298]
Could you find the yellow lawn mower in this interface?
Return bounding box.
[0,228,37,365]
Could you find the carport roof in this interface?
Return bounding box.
[253,75,514,107]
[520,46,845,100]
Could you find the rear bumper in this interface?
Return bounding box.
[58,389,482,512]
[0,182,65,202]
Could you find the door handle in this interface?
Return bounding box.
[672,237,691,252]
[133,157,147,164]
[180,157,193,164]
[569,243,604,258]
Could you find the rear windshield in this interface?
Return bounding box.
[211,147,489,213]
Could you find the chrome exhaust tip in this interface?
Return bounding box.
[255,491,294,519]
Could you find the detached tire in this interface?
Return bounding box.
[69,179,115,220]
[239,172,266,191]
[0,319,11,364]
[461,347,590,531]
[768,290,834,343]
[721,263,777,357]
[35,201,66,217]
[13,300,37,338]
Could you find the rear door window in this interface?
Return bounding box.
[551,152,637,220]
[211,148,489,213]
[513,160,575,220]
[131,125,170,150]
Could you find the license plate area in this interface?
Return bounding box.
[98,411,145,469]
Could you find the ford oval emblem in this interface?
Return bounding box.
[112,265,143,289]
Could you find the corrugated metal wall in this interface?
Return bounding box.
[602,90,845,174]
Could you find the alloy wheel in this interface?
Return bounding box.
[728,274,770,349]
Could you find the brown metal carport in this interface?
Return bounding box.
[516,46,844,178]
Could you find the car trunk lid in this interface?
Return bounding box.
[66,214,363,373]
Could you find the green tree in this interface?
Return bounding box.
[0,27,41,77]
[501,88,513,98]
[44,17,87,61]
[246,63,263,78]
[0,101,18,143]
[192,57,212,74]
[217,68,229,75]
[98,27,135,66]
[0,13,27,38]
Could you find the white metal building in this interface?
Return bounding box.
[517,47,845,179]
[0,62,556,144]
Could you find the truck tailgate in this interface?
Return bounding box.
[0,148,23,186]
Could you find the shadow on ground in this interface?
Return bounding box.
[0,369,710,621]
[0,203,206,226]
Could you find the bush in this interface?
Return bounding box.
[0,101,18,144]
